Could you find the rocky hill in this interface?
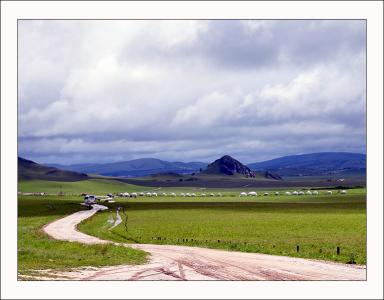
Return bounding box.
[202,155,258,178]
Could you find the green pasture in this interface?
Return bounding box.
[17,196,147,277]
[18,179,366,273]
[18,179,150,195]
[79,191,366,265]
[116,189,365,202]
[18,178,365,197]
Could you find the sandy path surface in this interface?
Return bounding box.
[39,205,366,281]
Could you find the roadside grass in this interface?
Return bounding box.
[79,192,366,265]
[18,197,148,275]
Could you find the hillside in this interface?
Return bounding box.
[201,155,282,180]
[43,152,366,179]
[202,155,258,177]
[47,158,207,178]
[19,157,88,181]
[247,152,366,177]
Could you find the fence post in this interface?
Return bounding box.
[297,245,300,252]
[337,246,340,255]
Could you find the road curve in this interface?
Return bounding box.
[40,205,366,281]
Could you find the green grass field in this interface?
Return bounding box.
[18,178,365,196]
[114,188,365,202]
[79,190,366,265]
[18,196,148,276]
[18,179,150,195]
[18,179,366,274]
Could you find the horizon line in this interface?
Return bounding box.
[19,151,367,166]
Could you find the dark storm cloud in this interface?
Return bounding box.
[18,20,366,164]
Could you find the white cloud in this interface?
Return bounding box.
[18,20,366,164]
[154,20,208,49]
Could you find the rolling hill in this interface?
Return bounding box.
[19,157,88,181]
[247,152,366,177]
[47,158,208,178]
[44,152,365,178]
[116,155,283,188]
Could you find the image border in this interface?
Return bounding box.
[2,1,382,299]
[16,17,368,282]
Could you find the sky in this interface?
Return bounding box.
[18,20,366,165]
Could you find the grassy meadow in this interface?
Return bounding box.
[18,178,366,275]
[79,189,366,265]
[18,196,148,277]
[18,179,150,195]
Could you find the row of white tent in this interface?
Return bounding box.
[180,192,222,197]
[240,191,317,196]
[118,192,222,197]
[116,190,347,198]
[239,190,347,196]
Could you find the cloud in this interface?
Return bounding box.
[18,20,366,164]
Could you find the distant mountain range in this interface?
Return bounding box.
[18,157,88,182]
[248,152,366,177]
[47,158,208,178]
[38,151,365,178]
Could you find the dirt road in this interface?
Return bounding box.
[39,205,366,280]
